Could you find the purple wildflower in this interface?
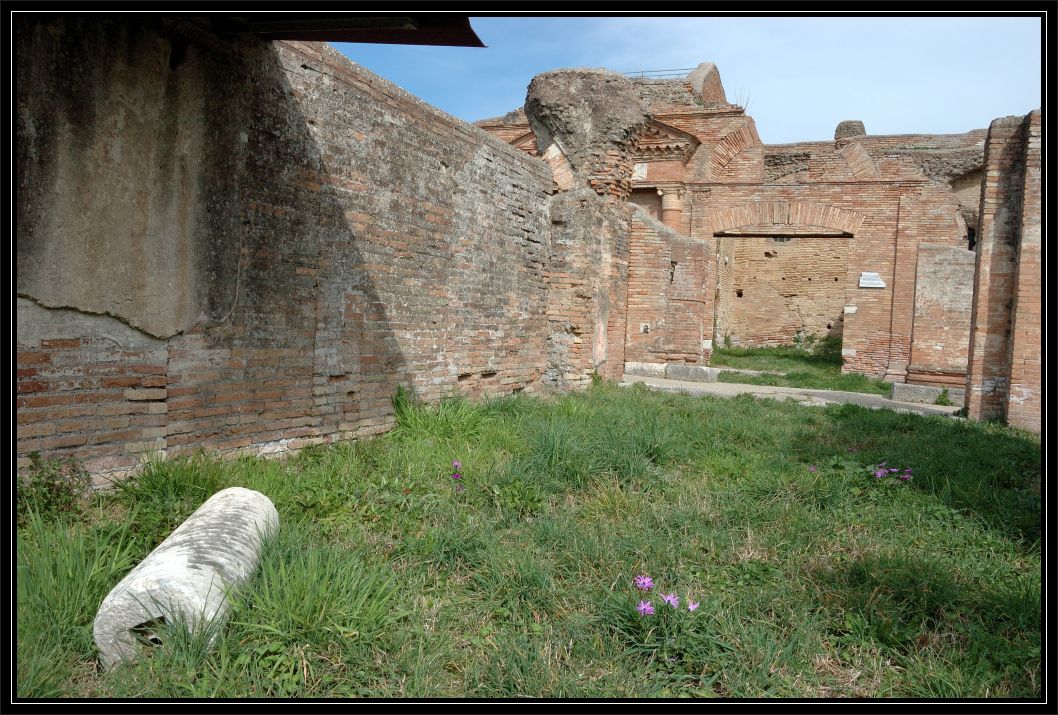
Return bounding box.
[455,483,465,492]
[687,601,700,612]
[899,474,912,481]
[633,574,654,591]
[636,601,655,616]
[874,469,888,479]
[452,460,462,470]
[451,472,462,480]
[661,593,680,609]
[807,465,818,473]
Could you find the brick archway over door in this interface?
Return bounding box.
[709,201,865,349]
[704,200,866,238]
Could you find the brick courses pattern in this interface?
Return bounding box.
[965,111,1042,432]
[17,20,554,475]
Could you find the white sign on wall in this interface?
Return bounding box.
[859,272,886,288]
[632,163,648,180]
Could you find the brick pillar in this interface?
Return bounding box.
[884,193,917,383]
[1003,110,1041,433]
[965,115,1029,424]
[660,189,684,232]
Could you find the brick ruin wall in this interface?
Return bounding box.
[16,18,557,477]
[715,235,848,348]
[628,105,974,380]
[692,186,904,379]
[625,209,711,367]
[542,191,631,387]
[481,71,1039,433]
[965,111,1042,433]
[1005,112,1042,434]
[19,29,1043,477]
[908,244,976,386]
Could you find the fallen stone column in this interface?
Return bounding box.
[93,487,279,670]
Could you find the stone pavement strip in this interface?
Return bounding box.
[621,374,964,419]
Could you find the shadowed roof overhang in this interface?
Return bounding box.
[211,14,485,47]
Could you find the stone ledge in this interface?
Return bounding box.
[890,382,965,406]
[664,364,719,383]
[624,362,720,382]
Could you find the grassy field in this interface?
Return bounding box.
[16,384,1041,698]
[711,338,893,396]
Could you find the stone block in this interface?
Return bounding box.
[664,364,720,383]
[624,361,666,378]
[890,382,965,405]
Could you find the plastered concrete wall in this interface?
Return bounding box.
[17,17,554,475]
[17,18,237,339]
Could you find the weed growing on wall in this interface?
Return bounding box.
[16,452,92,527]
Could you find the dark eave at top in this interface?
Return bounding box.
[210,14,485,47]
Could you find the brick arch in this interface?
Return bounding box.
[705,200,866,237]
[708,122,760,178]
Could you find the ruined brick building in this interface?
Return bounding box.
[16,17,1042,480]
[479,63,1041,427]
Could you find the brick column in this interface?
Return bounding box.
[660,188,684,232]
[884,193,918,382]
[965,115,1028,423]
[1004,110,1041,432]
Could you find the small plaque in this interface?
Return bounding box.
[844,305,858,314]
[859,272,886,288]
[632,163,648,180]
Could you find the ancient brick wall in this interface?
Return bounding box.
[625,209,711,367]
[17,17,554,476]
[965,114,1028,425]
[1005,111,1042,433]
[693,187,903,377]
[629,189,662,221]
[479,66,1039,434]
[965,111,1041,433]
[908,244,976,387]
[543,191,631,387]
[715,235,848,347]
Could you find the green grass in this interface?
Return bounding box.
[711,337,893,396]
[16,384,1041,698]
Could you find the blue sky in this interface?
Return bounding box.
[333,16,1043,144]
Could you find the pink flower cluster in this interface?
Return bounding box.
[633,574,699,615]
[873,462,913,481]
[451,459,464,492]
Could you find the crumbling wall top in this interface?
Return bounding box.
[687,62,726,104]
[834,120,867,140]
[525,68,651,200]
